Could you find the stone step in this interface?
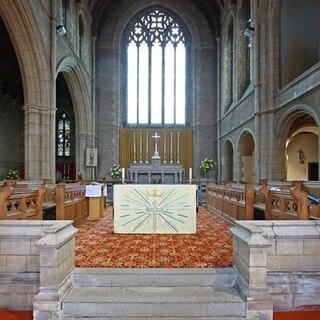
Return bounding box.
[71,267,237,288]
[62,286,245,318]
[61,317,245,319]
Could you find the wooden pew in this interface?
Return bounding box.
[0,185,47,220]
[206,183,254,222]
[56,183,89,224]
[259,185,309,220]
[259,179,292,190]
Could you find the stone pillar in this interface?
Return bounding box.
[231,221,273,320]
[33,221,78,320]
[24,105,42,180]
[23,104,55,181]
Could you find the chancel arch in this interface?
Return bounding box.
[96,0,217,178]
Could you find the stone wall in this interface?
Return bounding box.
[0,220,77,318]
[232,220,320,318]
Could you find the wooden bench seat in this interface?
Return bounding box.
[206,183,254,222]
[0,185,46,220]
[55,183,89,224]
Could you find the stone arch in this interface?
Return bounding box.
[95,0,218,177]
[0,0,52,180]
[56,57,92,178]
[222,139,234,182]
[110,0,204,131]
[112,0,201,49]
[236,130,255,183]
[277,104,319,181]
[77,6,91,69]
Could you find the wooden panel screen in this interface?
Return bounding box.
[119,128,193,179]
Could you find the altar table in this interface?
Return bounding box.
[114,184,197,234]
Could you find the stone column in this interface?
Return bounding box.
[33,221,78,320]
[23,105,42,180]
[24,104,55,181]
[231,221,273,320]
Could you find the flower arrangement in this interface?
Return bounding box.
[109,164,122,179]
[200,158,216,177]
[6,168,19,180]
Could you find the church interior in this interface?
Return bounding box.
[0,0,320,319]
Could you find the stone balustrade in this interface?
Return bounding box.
[232,220,320,319]
[0,219,77,320]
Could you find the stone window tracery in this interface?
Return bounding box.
[57,112,71,157]
[124,7,188,126]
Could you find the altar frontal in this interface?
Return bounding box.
[114,184,197,234]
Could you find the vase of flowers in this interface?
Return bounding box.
[6,168,19,180]
[199,158,216,179]
[108,164,122,180]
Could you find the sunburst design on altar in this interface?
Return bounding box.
[114,185,197,234]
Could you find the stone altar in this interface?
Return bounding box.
[128,131,184,183]
[128,163,184,183]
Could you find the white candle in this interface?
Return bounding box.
[133,132,136,153]
[140,132,142,151]
[146,132,148,153]
[122,168,125,181]
[189,168,192,184]
[177,131,179,153]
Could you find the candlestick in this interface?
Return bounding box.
[189,168,192,184]
[139,132,143,163]
[177,131,179,153]
[170,131,173,163]
[177,131,180,163]
[163,132,167,163]
[133,132,136,163]
[146,132,149,163]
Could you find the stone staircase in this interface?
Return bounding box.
[60,267,246,319]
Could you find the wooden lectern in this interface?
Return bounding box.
[85,184,104,219]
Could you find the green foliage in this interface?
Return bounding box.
[199,158,216,176]
[6,168,19,180]
[109,164,122,179]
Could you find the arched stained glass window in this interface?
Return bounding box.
[57,113,71,157]
[125,7,188,126]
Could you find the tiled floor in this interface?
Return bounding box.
[75,206,233,268]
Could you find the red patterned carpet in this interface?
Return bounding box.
[75,206,233,268]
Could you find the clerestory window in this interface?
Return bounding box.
[124,7,189,126]
[57,112,71,157]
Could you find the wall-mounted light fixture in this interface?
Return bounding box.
[298,149,305,164]
[244,26,254,38]
[56,25,67,36]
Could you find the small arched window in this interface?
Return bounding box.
[124,7,189,126]
[57,112,71,157]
